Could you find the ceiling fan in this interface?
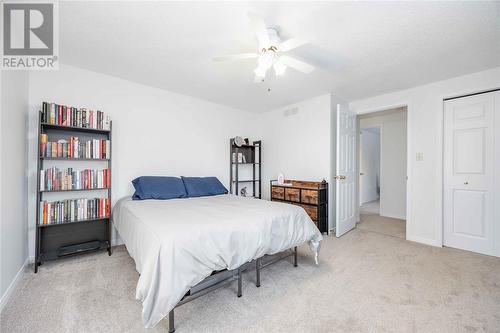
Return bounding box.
[213,12,314,82]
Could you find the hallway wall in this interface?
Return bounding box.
[359,128,381,204]
[360,108,407,220]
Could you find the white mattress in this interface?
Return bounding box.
[113,194,323,328]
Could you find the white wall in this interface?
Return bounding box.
[256,93,346,231]
[0,71,29,310]
[360,110,407,219]
[350,67,500,246]
[359,128,380,205]
[255,94,332,227]
[257,94,332,198]
[27,64,258,257]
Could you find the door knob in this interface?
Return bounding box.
[464,181,469,185]
[334,175,346,180]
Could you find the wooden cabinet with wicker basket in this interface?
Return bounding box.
[270,179,328,233]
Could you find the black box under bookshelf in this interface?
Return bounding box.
[35,107,112,273]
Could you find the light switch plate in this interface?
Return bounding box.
[416,152,424,161]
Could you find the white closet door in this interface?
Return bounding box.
[443,91,497,256]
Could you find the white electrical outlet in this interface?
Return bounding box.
[416,152,424,161]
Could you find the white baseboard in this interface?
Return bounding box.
[380,213,406,220]
[406,234,441,247]
[111,239,124,246]
[0,257,29,313]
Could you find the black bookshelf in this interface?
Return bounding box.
[35,110,112,273]
[39,187,110,193]
[40,122,111,134]
[37,217,110,228]
[40,157,110,161]
[229,139,261,198]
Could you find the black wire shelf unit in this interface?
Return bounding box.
[35,111,112,273]
[229,139,261,199]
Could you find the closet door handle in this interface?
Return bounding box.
[464,181,469,185]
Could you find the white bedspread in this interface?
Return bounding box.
[113,194,323,328]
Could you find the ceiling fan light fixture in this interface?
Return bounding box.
[213,13,314,82]
[273,59,287,76]
[254,66,267,78]
[258,51,274,71]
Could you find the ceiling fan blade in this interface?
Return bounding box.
[279,38,307,52]
[279,55,314,74]
[213,53,259,62]
[248,12,270,48]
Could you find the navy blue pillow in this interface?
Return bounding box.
[132,176,187,200]
[181,176,228,197]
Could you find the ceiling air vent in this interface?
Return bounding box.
[283,107,299,117]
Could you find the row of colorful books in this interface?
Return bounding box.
[41,102,111,130]
[39,197,110,225]
[40,134,110,159]
[40,167,111,191]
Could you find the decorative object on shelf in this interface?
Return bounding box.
[240,187,247,197]
[232,152,246,163]
[270,179,328,234]
[277,173,285,185]
[234,136,245,147]
[229,138,261,199]
[35,102,112,273]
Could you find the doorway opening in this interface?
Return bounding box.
[357,107,407,239]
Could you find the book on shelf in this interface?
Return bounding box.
[41,102,111,130]
[38,197,110,225]
[39,134,110,159]
[40,167,111,191]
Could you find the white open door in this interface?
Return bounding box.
[335,103,358,237]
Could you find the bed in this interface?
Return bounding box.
[113,193,323,330]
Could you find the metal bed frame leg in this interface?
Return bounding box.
[168,309,175,333]
[237,268,242,297]
[294,246,298,267]
[256,258,261,287]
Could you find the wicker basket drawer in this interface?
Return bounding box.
[271,186,284,200]
[300,204,317,221]
[284,188,300,202]
[301,189,318,205]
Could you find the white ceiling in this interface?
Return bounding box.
[60,1,500,112]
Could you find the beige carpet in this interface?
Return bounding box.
[1,229,500,333]
[357,213,406,239]
[360,200,380,215]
